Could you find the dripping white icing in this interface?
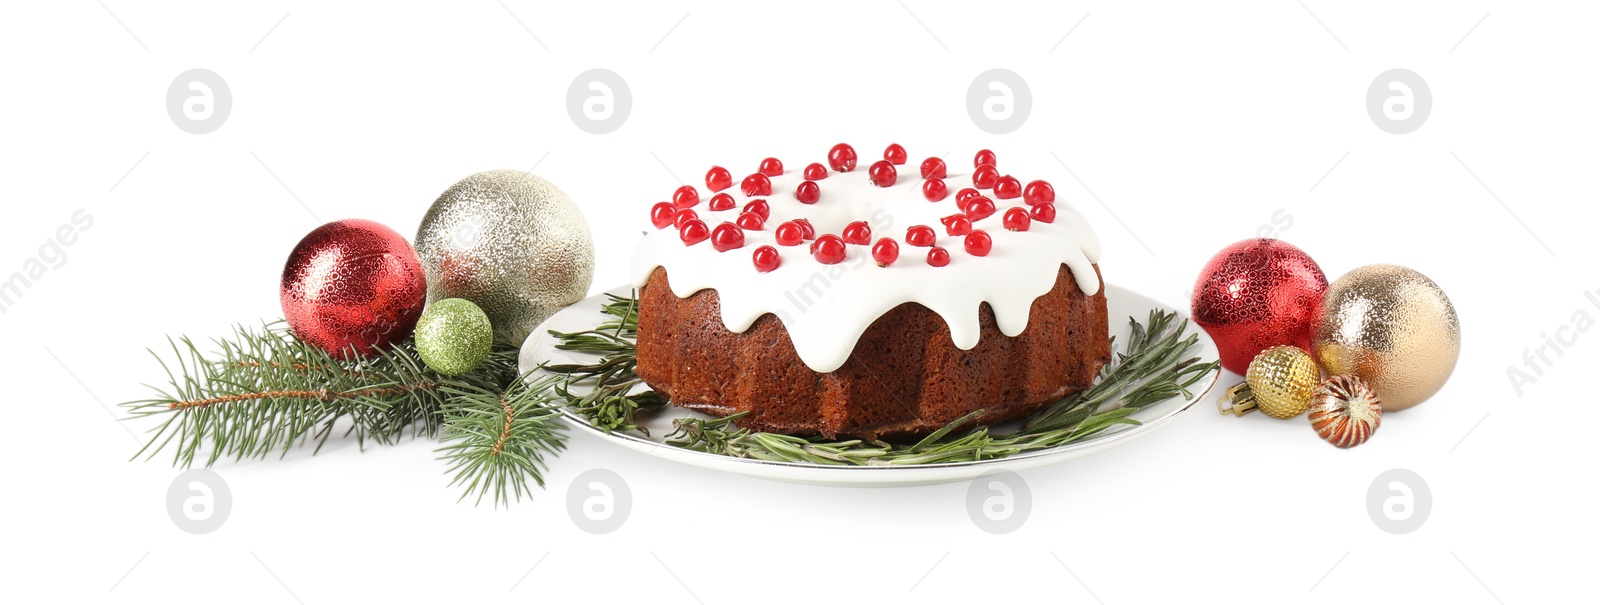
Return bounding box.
[629,154,1102,374]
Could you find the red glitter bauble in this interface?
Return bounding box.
[1191,238,1328,375]
[280,219,427,359]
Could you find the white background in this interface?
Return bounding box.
[2,1,1594,602]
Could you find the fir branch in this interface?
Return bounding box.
[436,373,568,507]
[166,383,438,410]
[550,294,1220,466]
[121,321,527,468]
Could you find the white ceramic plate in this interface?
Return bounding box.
[519,283,1220,486]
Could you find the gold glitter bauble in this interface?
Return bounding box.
[1219,345,1320,419]
[1311,264,1459,411]
[416,171,595,347]
[1246,346,1320,418]
[1308,375,1382,448]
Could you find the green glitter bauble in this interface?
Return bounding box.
[415,298,493,376]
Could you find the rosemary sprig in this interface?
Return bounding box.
[547,293,1220,466]
[544,295,667,435]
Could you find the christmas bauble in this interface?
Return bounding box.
[280,219,427,359]
[1191,238,1328,375]
[1308,375,1382,448]
[415,298,493,376]
[1312,264,1459,411]
[1246,345,1319,418]
[1219,345,1320,419]
[415,171,595,347]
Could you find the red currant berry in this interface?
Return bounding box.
[752,245,780,273]
[711,222,744,252]
[673,208,699,229]
[972,164,1000,189]
[994,175,1022,199]
[1023,180,1055,205]
[705,166,733,192]
[679,219,709,245]
[708,192,736,211]
[920,157,947,179]
[927,246,951,267]
[974,149,996,168]
[811,234,847,264]
[793,218,816,240]
[922,177,948,202]
[883,143,907,165]
[741,173,771,196]
[871,237,899,267]
[941,213,972,236]
[842,221,872,245]
[759,157,783,177]
[956,188,981,207]
[867,160,897,187]
[743,198,770,220]
[672,185,700,209]
[828,143,858,172]
[736,211,765,231]
[804,162,828,180]
[1030,203,1057,223]
[964,230,992,256]
[774,221,804,246]
[795,180,821,204]
[905,225,937,247]
[1003,207,1031,231]
[650,202,675,229]
[964,196,997,221]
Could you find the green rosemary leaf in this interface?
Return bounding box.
[549,292,1220,467]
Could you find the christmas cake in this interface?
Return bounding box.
[629,144,1109,439]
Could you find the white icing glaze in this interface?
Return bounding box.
[629,150,1102,374]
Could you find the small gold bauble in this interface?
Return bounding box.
[1311,264,1459,411]
[1218,345,1320,419]
[1246,346,1320,418]
[1308,375,1382,448]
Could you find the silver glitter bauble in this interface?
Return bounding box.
[416,170,594,347]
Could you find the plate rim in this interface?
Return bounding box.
[523,282,1220,475]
